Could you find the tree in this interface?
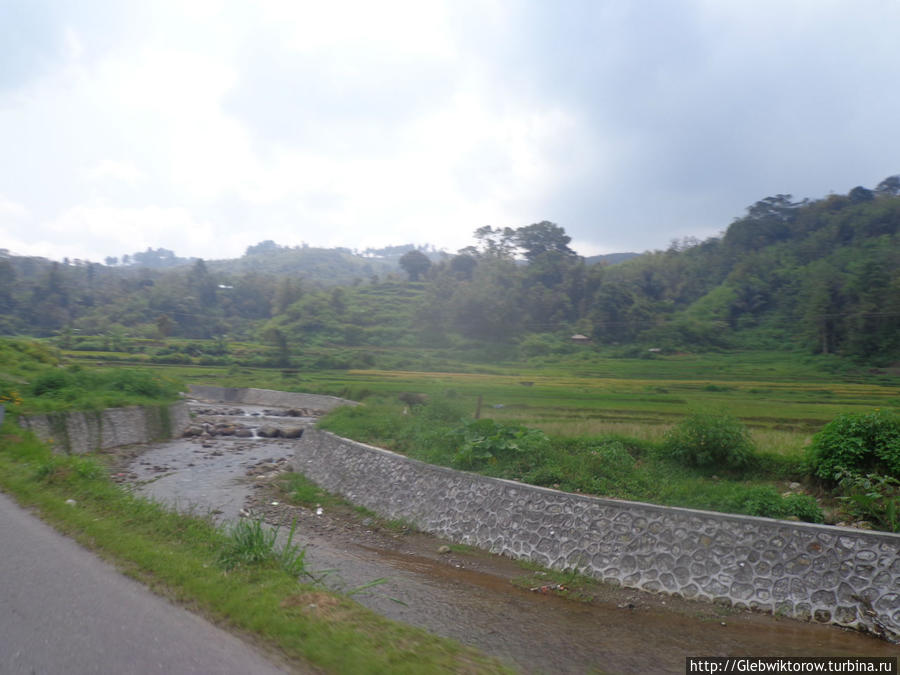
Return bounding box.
[272,278,303,315]
[188,258,217,305]
[472,226,516,258]
[245,240,282,256]
[156,314,174,339]
[399,250,432,281]
[875,175,900,197]
[512,221,576,260]
[848,186,874,204]
[262,325,290,367]
[449,253,477,280]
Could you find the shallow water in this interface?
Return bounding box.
[123,403,897,674]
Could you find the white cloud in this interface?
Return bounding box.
[41,203,216,261]
[0,195,29,220]
[1,0,899,262]
[84,160,145,186]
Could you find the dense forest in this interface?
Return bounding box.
[1,176,898,363]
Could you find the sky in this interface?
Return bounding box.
[2,0,899,263]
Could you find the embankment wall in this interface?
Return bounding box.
[295,428,900,640]
[188,385,356,412]
[19,402,190,455]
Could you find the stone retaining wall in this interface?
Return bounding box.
[188,385,356,412]
[295,428,900,640]
[19,402,190,455]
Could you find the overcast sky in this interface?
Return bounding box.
[2,0,899,263]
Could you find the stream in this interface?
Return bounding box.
[117,400,897,674]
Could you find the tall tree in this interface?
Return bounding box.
[399,250,432,281]
[512,221,576,260]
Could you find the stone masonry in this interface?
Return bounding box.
[19,402,190,455]
[295,428,900,641]
[188,385,356,412]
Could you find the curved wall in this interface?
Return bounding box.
[294,428,900,641]
[188,385,356,412]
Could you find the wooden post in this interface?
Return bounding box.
[474,394,482,420]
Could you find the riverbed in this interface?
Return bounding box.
[117,401,896,674]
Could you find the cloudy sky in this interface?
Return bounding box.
[2,0,899,263]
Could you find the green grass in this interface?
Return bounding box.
[14,337,898,526]
[1,338,183,414]
[0,422,512,674]
[316,397,826,524]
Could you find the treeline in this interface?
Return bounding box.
[267,179,900,362]
[1,176,898,362]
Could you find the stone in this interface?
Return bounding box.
[834,606,858,624]
[813,609,831,623]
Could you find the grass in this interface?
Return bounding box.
[510,560,602,603]
[1,339,183,414]
[0,421,513,674]
[316,396,826,524]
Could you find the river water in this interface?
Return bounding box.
[119,402,897,674]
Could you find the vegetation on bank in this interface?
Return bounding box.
[4,334,897,530]
[0,339,183,414]
[0,420,511,674]
[318,394,900,531]
[317,395,823,523]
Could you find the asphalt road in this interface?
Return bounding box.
[0,490,298,675]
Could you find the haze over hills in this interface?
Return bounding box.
[1,176,898,363]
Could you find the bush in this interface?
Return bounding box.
[783,494,825,524]
[733,485,786,518]
[449,418,549,470]
[29,370,76,397]
[725,485,823,523]
[662,412,755,470]
[806,410,900,481]
[835,471,899,532]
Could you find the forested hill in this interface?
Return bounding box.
[1,177,898,363]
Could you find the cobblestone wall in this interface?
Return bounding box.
[188,385,356,412]
[295,428,900,640]
[20,402,190,455]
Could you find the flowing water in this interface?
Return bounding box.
[119,402,897,674]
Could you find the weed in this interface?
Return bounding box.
[217,517,311,579]
[807,410,900,481]
[450,418,549,470]
[662,412,755,471]
[835,471,900,532]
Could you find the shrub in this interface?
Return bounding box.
[419,393,469,425]
[662,412,755,470]
[724,485,823,523]
[450,419,549,470]
[733,485,786,518]
[29,370,76,397]
[783,494,824,524]
[806,410,900,480]
[835,471,899,532]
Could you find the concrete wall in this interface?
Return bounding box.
[19,402,190,455]
[295,428,900,641]
[188,385,357,412]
